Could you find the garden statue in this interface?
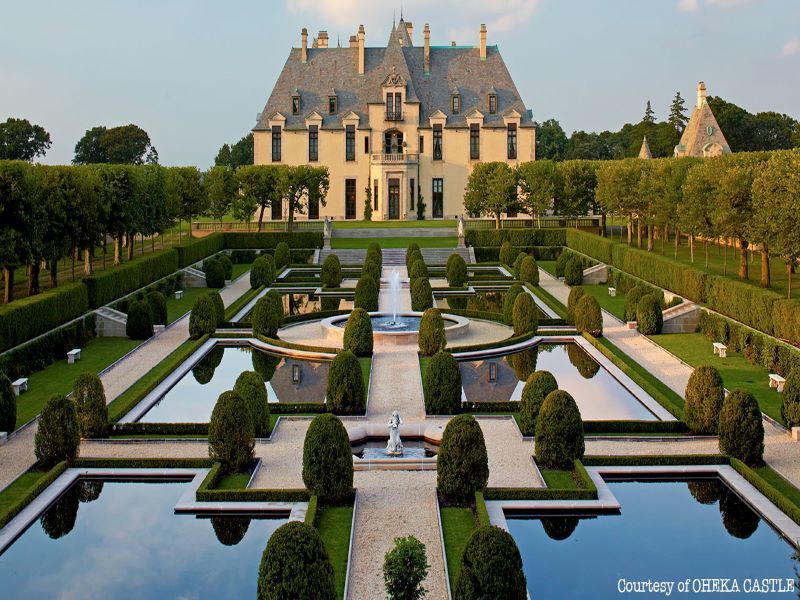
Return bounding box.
[387,410,404,456]
[457,215,466,247]
[323,217,332,248]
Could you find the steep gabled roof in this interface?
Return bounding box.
[674,99,731,157]
[638,136,652,159]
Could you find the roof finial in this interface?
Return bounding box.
[393,9,396,29]
[400,3,404,21]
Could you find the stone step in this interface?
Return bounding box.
[318,246,472,266]
[334,227,455,238]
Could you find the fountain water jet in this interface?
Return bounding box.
[384,269,407,330]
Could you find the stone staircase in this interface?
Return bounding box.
[318,246,471,266]
[582,263,608,284]
[182,266,207,287]
[661,301,700,334]
[95,307,128,337]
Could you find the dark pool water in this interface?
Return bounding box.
[240,293,343,322]
[0,479,285,599]
[507,479,798,599]
[435,291,548,319]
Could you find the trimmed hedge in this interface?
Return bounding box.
[72,373,108,438]
[512,292,538,336]
[519,255,539,285]
[343,308,373,357]
[274,242,291,269]
[217,253,233,280]
[410,277,433,312]
[35,395,80,467]
[223,231,323,249]
[145,290,167,326]
[189,295,217,339]
[424,351,462,415]
[252,291,284,338]
[535,390,585,469]
[208,390,255,472]
[636,294,663,335]
[624,286,650,322]
[0,374,17,433]
[684,366,724,435]
[518,371,558,436]
[782,370,800,428]
[453,526,527,600]
[302,414,353,504]
[419,308,446,356]
[175,234,225,268]
[320,254,342,288]
[719,389,764,466]
[499,241,516,266]
[564,256,583,286]
[566,287,585,325]
[354,275,379,312]
[503,284,524,325]
[437,414,489,503]
[203,257,225,288]
[251,255,276,288]
[326,350,366,415]
[0,461,68,530]
[234,371,271,438]
[83,249,179,308]
[465,229,566,248]
[126,300,154,340]
[574,295,602,337]
[409,259,429,279]
[446,254,468,287]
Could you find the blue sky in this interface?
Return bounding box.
[1,0,797,166]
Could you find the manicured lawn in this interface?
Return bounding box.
[541,469,578,489]
[333,220,457,229]
[0,470,48,514]
[441,507,477,589]
[651,332,782,423]
[754,465,800,509]
[527,283,568,319]
[166,287,209,323]
[316,506,354,600]
[331,237,458,249]
[538,260,558,277]
[15,336,141,429]
[215,472,252,490]
[581,284,626,321]
[230,263,250,280]
[359,357,372,397]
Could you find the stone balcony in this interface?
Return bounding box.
[370,153,418,165]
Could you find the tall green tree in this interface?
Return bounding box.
[0,161,36,302]
[0,118,52,161]
[282,165,330,232]
[517,160,561,225]
[214,133,254,168]
[463,162,518,229]
[74,124,158,165]
[643,101,656,124]
[668,92,689,133]
[555,160,596,218]
[533,119,568,160]
[234,165,284,231]
[595,159,642,244]
[205,166,236,224]
[680,158,720,265]
[165,166,206,240]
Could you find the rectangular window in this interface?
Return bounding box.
[489,94,497,114]
[395,92,402,119]
[373,179,378,211]
[271,126,282,162]
[271,199,282,220]
[345,125,355,161]
[433,125,443,160]
[507,123,517,160]
[386,93,394,117]
[364,136,370,154]
[328,96,337,115]
[410,178,415,211]
[292,97,300,115]
[432,178,444,219]
[419,135,424,154]
[469,124,480,160]
[309,196,319,220]
[345,179,356,219]
[308,125,318,162]
[452,95,460,114]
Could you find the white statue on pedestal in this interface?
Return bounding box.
[386,410,403,456]
[457,215,466,247]
[323,217,332,240]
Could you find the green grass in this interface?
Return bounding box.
[651,332,782,423]
[0,470,48,513]
[539,260,558,277]
[581,284,626,321]
[14,336,141,429]
[359,357,372,397]
[753,465,800,508]
[316,506,354,600]
[214,472,252,490]
[541,469,579,489]
[441,507,477,589]
[331,237,458,249]
[527,283,568,319]
[230,263,250,280]
[166,287,209,323]
[333,220,457,229]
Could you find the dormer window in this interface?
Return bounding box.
[292,95,300,115]
[488,94,497,114]
[452,94,461,114]
[328,96,337,115]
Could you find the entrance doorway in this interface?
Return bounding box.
[388,179,400,220]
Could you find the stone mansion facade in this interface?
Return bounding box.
[253,18,536,221]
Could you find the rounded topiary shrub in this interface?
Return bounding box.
[419,308,446,356]
[518,370,558,436]
[302,413,353,504]
[343,308,374,357]
[252,291,284,338]
[424,351,462,415]
[383,536,429,600]
[636,294,663,335]
[781,370,800,428]
[0,374,17,434]
[574,295,602,337]
[563,256,583,286]
[234,371,270,438]
[72,372,107,438]
[257,521,335,600]
[362,260,381,284]
[326,350,365,415]
[508,348,537,381]
[368,241,382,259]
[624,285,650,322]
[554,250,570,278]
[273,242,291,270]
[145,290,167,326]
[203,257,225,288]
[354,275,379,312]
[684,365,725,435]
[208,390,255,472]
[567,343,600,379]
[535,389,584,469]
[126,300,154,340]
[446,254,468,287]
[499,241,516,266]
[512,253,526,281]
[410,277,433,312]
[519,255,539,286]
[189,294,217,339]
[512,292,538,336]
[35,394,80,467]
[207,290,225,326]
[211,516,250,546]
[406,243,421,266]
[409,259,428,280]
[366,248,382,269]
[218,253,233,281]
[454,526,527,600]
[718,389,764,466]
[251,255,276,289]
[437,414,489,503]
[566,286,585,325]
[503,284,524,325]
[320,254,342,288]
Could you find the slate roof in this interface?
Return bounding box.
[638,136,652,160]
[254,19,533,131]
[674,99,731,157]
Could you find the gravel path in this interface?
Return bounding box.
[479,418,542,488]
[368,348,426,421]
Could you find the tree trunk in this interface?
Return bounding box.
[27,262,40,296]
[187,216,193,240]
[647,224,653,252]
[495,213,501,230]
[704,239,708,268]
[723,244,727,276]
[126,234,135,261]
[674,230,679,259]
[689,235,694,264]
[3,266,13,303]
[761,245,770,288]
[114,235,122,265]
[258,205,265,232]
[601,213,606,237]
[627,214,632,245]
[788,262,793,299]
[83,248,93,276]
[50,259,59,288]
[636,218,642,249]
[738,239,749,280]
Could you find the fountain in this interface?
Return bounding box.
[386,410,403,456]
[383,270,408,330]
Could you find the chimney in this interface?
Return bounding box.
[424,24,430,74]
[479,24,487,60]
[301,28,308,63]
[349,35,358,48]
[358,24,365,75]
[405,22,413,42]
[317,31,328,48]
[696,81,707,108]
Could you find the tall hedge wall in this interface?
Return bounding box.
[175,234,225,268]
[565,229,614,265]
[223,232,323,249]
[465,229,566,248]
[83,249,179,308]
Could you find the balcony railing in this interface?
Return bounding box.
[385,111,403,121]
[370,153,418,165]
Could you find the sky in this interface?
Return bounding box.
[1,0,798,167]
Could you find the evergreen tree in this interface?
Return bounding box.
[643,101,656,124]
[668,91,688,133]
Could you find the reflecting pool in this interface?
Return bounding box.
[0,479,285,599]
[507,479,797,599]
[435,291,548,320]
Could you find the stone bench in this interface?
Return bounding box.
[175,290,184,300]
[713,342,727,358]
[769,373,786,393]
[12,378,28,396]
[608,287,617,297]
[67,348,81,364]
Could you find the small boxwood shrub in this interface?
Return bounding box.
[366,249,382,269]
[424,351,462,415]
[564,256,583,286]
[410,277,433,312]
[274,242,291,270]
[250,255,276,289]
[362,260,381,284]
[499,241,515,266]
[203,257,225,288]
[437,414,489,503]
[636,294,663,335]
[218,253,233,280]
[684,365,724,435]
[0,374,17,433]
[35,395,80,467]
[368,241,382,258]
[208,390,255,473]
[781,370,800,428]
[234,371,271,438]
[252,291,284,338]
[718,389,764,466]
[519,255,539,286]
[446,254,468,287]
[535,390,584,469]
[302,413,353,504]
[207,290,225,326]
[418,308,446,356]
[518,371,558,436]
[320,254,342,288]
[257,521,335,600]
[343,308,373,357]
[409,259,428,280]
[189,294,217,339]
[454,526,527,600]
[406,243,421,266]
[624,285,650,322]
[354,275,379,312]
[512,253,526,280]
[145,290,167,326]
[383,536,429,600]
[574,295,602,337]
[512,293,538,336]
[72,373,107,438]
[566,287,585,325]
[126,300,154,340]
[503,284,524,325]
[554,250,570,277]
[326,350,365,415]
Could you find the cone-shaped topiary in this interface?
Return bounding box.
[0,374,17,433]
[437,414,489,503]
[574,295,602,337]
[409,259,428,280]
[320,254,342,288]
[203,257,226,288]
[418,308,446,356]
[512,292,538,336]
[503,284,524,325]
[446,254,468,287]
[718,389,764,466]
[257,521,335,600]
[302,413,353,504]
[273,242,291,270]
[410,277,433,312]
[454,526,527,600]
[684,366,725,434]
[251,255,276,289]
[252,291,284,338]
[383,536,429,600]
[326,350,365,415]
[624,285,650,322]
[424,351,462,415]
[207,290,225,327]
[636,294,663,335]
[518,371,558,436]
[499,241,516,266]
[343,308,374,357]
[368,241,382,259]
[72,372,107,438]
[567,344,600,379]
[512,253,526,281]
[554,250,570,278]
[35,394,80,467]
[406,243,421,266]
[362,260,381,284]
[354,275,379,312]
[366,249,382,271]
[189,294,217,339]
[234,371,271,438]
[208,390,255,472]
[519,255,539,286]
[126,300,154,340]
[535,389,584,469]
[781,370,800,428]
[145,290,167,326]
[566,287,585,325]
[218,253,233,281]
[564,256,583,286]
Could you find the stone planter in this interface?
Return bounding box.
[627,321,637,330]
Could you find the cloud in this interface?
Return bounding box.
[781,38,800,57]
[677,0,757,11]
[677,0,699,12]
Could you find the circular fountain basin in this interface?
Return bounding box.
[352,439,438,460]
[348,423,443,470]
[321,311,469,345]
